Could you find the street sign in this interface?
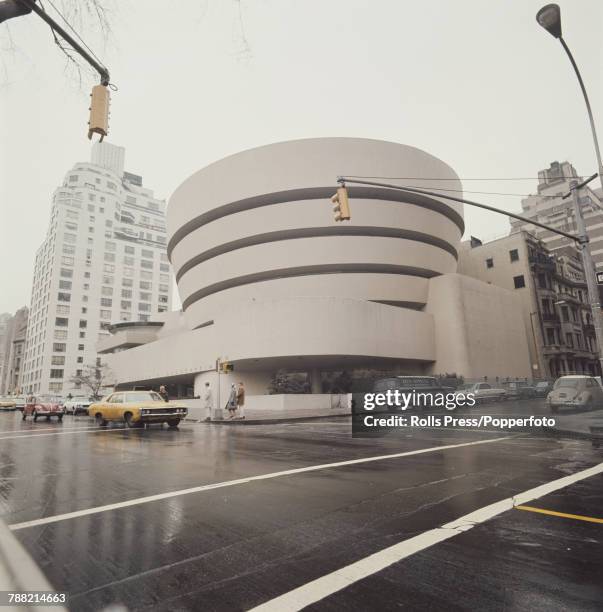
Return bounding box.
[597,272,603,284]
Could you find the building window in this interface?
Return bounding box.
[62,245,75,255]
[485,258,493,268]
[566,333,574,348]
[102,276,114,285]
[159,263,169,272]
[122,278,133,287]
[79,331,86,338]
[509,249,519,262]
[121,300,132,310]
[513,275,525,289]
[78,344,84,351]
[54,330,67,340]
[55,317,68,326]
[125,246,135,255]
[104,252,116,262]
[77,356,84,363]
[140,281,151,290]
[58,292,71,302]
[100,310,111,320]
[51,356,65,366]
[139,303,151,312]
[537,273,547,289]
[56,305,70,315]
[50,369,64,379]
[103,264,115,273]
[561,306,569,322]
[53,343,66,352]
[60,268,73,278]
[122,289,132,299]
[101,286,113,296]
[49,382,63,392]
[139,292,151,301]
[123,256,135,266]
[79,320,87,328]
[141,260,153,270]
[141,249,153,258]
[100,298,112,307]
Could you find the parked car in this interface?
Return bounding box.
[63,395,94,415]
[533,381,554,398]
[501,380,536,400]
[22,395,64,422]
[454,382,507,403]
[0,397,17,411]
[90,390,188,428]
[546,376,603,413]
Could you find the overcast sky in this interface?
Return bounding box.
[1,0,602,314]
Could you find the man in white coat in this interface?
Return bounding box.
[203,381,213,421]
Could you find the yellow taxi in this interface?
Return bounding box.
[0,397,17,411]
[90,390,188,428]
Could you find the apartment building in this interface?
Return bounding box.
[459,231,599,379]
[510,161,603,268]
[0,307,29,394]
[21,143,172,395]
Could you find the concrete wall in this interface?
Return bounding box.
[426,274,531,380]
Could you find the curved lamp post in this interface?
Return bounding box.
[536,4,603,190]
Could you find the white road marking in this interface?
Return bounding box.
[0,424,102,436]
[248,461,603,612]
[0,427,126,441]
[9,435,514,531]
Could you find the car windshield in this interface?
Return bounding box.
[123,392,164,403]
[553,378,582,389]
[37,396,61,403]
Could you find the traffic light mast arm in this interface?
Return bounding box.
[336,176,585,244]
[17,0,110,85]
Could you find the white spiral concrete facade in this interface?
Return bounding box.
[168,138,464,330]
[103,138,532,395]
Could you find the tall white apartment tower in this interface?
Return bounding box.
[510,161,603,269]
[22,143,172,395]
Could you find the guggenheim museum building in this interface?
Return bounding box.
[100,138,531,401]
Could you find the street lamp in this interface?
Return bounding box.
[536,4,603,191]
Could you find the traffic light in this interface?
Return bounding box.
[331,186,351,222]
[88,84,110,141]
[220,361,234,373]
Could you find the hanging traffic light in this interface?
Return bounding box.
[331,186,351,222]
[88,84,110,141]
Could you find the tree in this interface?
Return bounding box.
[69,361,114,399]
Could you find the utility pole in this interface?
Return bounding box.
[565,174,603,374]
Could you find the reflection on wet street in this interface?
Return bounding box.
[0,405,601,611]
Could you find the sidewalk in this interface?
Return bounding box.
[544,408,603,440]
[185,405,350,424]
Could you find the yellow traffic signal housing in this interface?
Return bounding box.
[331,186,351,222]
[88,84,110,141]
[221,362,234,373]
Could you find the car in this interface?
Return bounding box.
[12,396,26,411]
[22,395,64,422]
[533,381,554,398]
[63,395,94,415]
[454,382,507,403]
[546,375,603,413]
[0,397,17,411]
[90,390,188,428]
[501,380,536,400]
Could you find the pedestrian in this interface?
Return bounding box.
[158,385,169,402]
[226,383,237,419]
[203,381,212,422]
[236,381,245,419]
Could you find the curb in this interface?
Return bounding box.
[187,413,351,425]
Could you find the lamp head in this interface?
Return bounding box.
[536,4,562,39]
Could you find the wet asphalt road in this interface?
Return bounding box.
[0,399,601,612]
